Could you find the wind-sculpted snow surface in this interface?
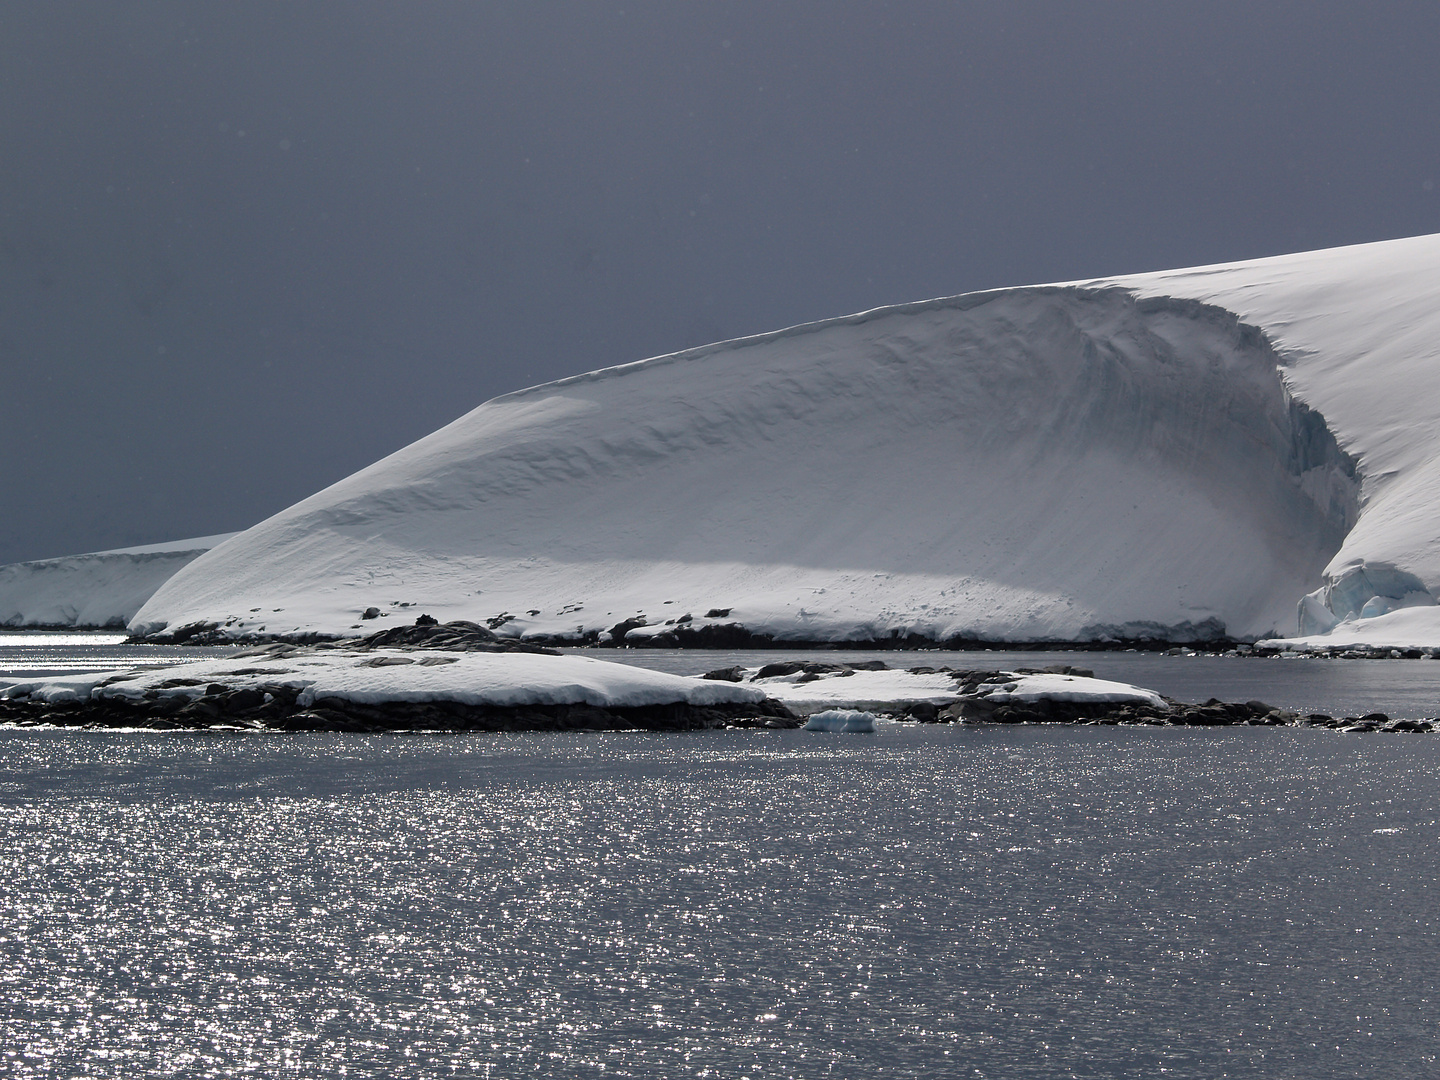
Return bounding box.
[134,286,1360,645]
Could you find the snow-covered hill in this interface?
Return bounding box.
[0,534,237,628]
[132,234,1440,647]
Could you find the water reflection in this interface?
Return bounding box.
[0,726,1436,1078]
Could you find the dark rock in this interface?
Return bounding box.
[755,661,851,680]
[701,666,746,682]
[1386,719,1432,733]
[351,620,557,654]
[628,631,680,648]
[704,608,732,619]
[1178,705,1237,726]
[756,661,805,679]
[361,607,381,620]
[671,623,772,648]
[162,621,221,644]
[415,614,439,626]
[992,705,1046,724]
[223,688,266,714]
[607,617,649,644]
[178,699,223,720]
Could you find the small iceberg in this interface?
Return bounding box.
[803,709,878,733]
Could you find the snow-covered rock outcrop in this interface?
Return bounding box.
[131,273,1376,644]
[0,534,237,628]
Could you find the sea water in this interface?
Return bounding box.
[0,631,240,684]
[2,724,1438,1079]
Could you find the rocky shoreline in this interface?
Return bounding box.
[126,616,1440,661]
[2,681,1427,733]
[0,689,799,733]
[3,622,1435,734]
[705,660,1440,733]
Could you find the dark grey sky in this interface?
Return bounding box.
[4,1,1438,564]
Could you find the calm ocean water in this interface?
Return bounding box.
[5,635,1440,1077]
[2,724,1439,1078]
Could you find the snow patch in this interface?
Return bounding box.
[971,673,1169,710]
[751,667,963,714]
[1,649,768,710]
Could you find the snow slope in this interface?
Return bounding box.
[0,533,238,628]
[133,233,1440,646]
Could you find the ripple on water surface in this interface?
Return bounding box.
[1,726,1437,1078]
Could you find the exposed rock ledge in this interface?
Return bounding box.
[0,691,798,733]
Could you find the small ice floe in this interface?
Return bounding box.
[803,709,879,733]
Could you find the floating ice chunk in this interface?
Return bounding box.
[803,709,878,733]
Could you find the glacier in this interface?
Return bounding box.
[129,233,1440,648]
[0,534,237,628]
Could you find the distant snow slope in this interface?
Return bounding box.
[0,534,237,628]
[133,267,1383,644]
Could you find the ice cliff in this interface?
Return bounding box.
[1100,232,1440,646]
[0,534,237,628]
[131,272,1380,644]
